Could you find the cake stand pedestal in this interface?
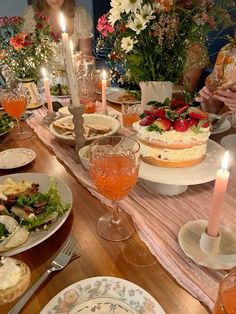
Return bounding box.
[143,181,188,196]
[178,219,236,270]
[139,140,225,196]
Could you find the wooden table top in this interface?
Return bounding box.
[1,112,234,314]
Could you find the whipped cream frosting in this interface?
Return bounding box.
[0,258,21,290]
[140,142,207,161]
[133,122,210,144]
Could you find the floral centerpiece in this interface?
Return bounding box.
[0,13,55,81]
[96,0,234,86]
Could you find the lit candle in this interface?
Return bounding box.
[207,151,230,237]
[101,69,107,115]
[60,12,80,107]
[41,68,53,113]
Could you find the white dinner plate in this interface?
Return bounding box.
[0,121,14,137]
[211,119,231,135]
[0,148,36,169]
[107,89,140,105]
[40,276,165,314]
[139,139,225,185]
[0,173,72,256]
[221,134,236,155]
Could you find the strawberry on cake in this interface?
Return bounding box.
[133,99,211,167]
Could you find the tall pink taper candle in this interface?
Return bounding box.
[41,68,53,113]
[207,151,230,237]
[101,70,107,115]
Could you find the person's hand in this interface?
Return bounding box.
[195,86,213,104]
[213,89,236,112]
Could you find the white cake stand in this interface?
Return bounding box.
[138,140,225,196]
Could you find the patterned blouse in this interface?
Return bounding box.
[23,5,93,70]
[205,43,236,91]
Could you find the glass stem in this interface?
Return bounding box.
[16,119,23,133]
[111,201,120,224]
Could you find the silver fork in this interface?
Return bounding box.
[8,234,76,314]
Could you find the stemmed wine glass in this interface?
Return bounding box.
[1,86,32,140]
[90,135,140,241]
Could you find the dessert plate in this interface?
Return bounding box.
[107,88,140,105]
[0,148,36,169]
[40,276,165,314]
[0,172,72,256]
[221,134,236,155]
[211,119,231,135]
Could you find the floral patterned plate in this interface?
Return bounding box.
[40,276,165,314]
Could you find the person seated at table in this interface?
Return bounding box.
[22,0,93,71]
[195,40,236,114]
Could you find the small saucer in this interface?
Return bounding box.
[178,219,236,270]
[221,134,236,155]
[0,148,36,169]
[211,119,231,135]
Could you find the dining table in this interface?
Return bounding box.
[0,98,236,314]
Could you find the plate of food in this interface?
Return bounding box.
[0,113,14,137]
[50,113,120,146]
[40,276,165,314]
[208,113,231,135]
[0,173,72,256]
[107,88,140,104]
[50,83,69,98]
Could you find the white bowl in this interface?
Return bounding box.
[78,145,90,171]
[49,113,120,146]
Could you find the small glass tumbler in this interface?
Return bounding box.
[121,101,140,130]
[213,268,236,313]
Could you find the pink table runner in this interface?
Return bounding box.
[26,107,236,311]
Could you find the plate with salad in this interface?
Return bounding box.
[50,84,69,98]
[0,113,14,137]
[0,173,72,256]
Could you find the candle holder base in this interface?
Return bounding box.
[178,219,236,270]
[42,112,59,127]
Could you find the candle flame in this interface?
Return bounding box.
[41,67,47,78]
[221,151,229,171]
[60,12,66,33]
[101,69,107,81]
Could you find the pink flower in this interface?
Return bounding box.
[97,13,114,38]
[155,0,173,12]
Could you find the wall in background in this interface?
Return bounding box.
[0,0,26,16]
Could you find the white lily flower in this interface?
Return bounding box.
[121,36,138,53]
[109,8,121,26]
[127,16,148,34]
[123,0,143,14]
[139,4,156,21]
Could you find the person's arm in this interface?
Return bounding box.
[214,89,236,112]
[74,6,93,55]
[78,38,92,55]
[182,67,203,94]
[195,86,223,113]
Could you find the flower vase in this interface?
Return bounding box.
[17,78,42,110]
[139,81,173,111]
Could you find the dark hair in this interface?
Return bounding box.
[33,0,76,17]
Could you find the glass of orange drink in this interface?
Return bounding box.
[213,268,236,314]
[90,135,140,241]
[1,87,32,140]
[121,101,140,130]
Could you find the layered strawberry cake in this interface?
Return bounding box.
[133,99,211,167]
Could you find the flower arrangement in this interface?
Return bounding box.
[97,0,234,86]
[0,13,55,81]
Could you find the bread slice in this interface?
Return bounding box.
[0,258,30,305]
